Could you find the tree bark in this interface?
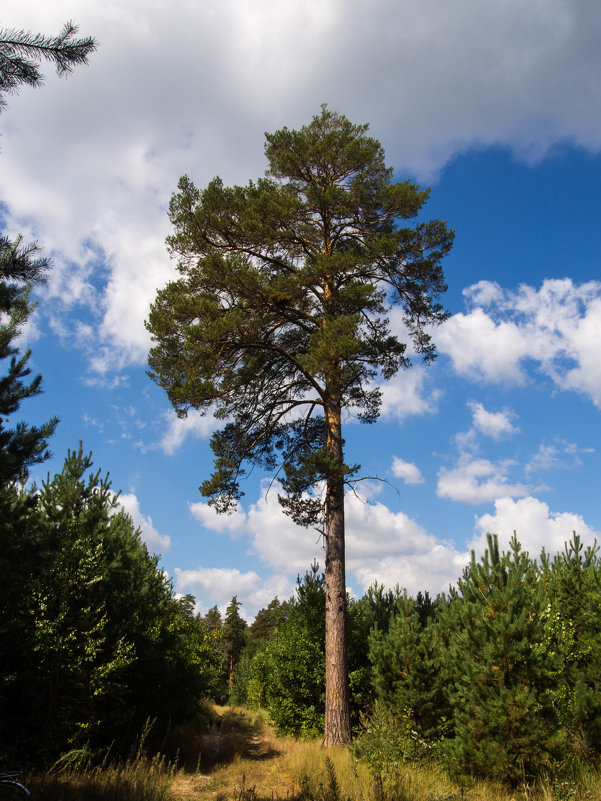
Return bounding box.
[323,395,351,746]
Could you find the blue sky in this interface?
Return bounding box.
[3,0,601,618]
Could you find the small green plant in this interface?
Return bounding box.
[233,775,259,801]
[369,767,414,801]
[351,703,431,772]
[298,757,350,801]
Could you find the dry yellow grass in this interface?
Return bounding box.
[24,707,601,801]
[168,707,464,801]
[170,706,309,801]
[168,708,601,801]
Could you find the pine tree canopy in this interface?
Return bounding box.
[147,106,453,523]
[0,236,58,484]
[0,21,96,112]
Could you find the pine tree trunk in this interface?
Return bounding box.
[323,396,351,746]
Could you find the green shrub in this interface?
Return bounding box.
[439,534,562,785]
[254,619,324,738]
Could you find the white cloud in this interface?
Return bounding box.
[378,368,441,420]
[117,492,171,553]
[526,444,564,474]
[247,490,326,573]
[391,456,425,484]
[189,499,248,537]
[440,280,601,406]
[176,491,601,615]
[468,401,519,439]
[157,409,219,455]
[189,481,468,596]
[352,545,469,598]
[3,1,601,379]
[560,297,601,403]
[471,496,601,558]
[174,566,262,604]
[173,566,294,620]
[189,483,326,574]
[525,439,594,475]
[437,457,531,504]
[438,308,531,384]
[182,482,601,608]
[344,491,469,595]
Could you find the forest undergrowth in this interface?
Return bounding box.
[22,707,601,801]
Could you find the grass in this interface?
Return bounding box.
[19,707,601,801]
[26,752,175,801]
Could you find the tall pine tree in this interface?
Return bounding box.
[147,107,453,744]
[224,595,247,695]
[542,534,601,760]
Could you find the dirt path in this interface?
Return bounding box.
[170,708,300,801]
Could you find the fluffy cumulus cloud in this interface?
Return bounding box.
[440,279,601,405]
[173,566,294,619]
[117,492,171,553]
[343,492,469,595]
[437,457,531,504]
[188,487,327,576]
[377,368,441,421]
[468,401,519,439]
[3,1,601,377]
[189,498,248,538]
[352,545,469,598]
[188,483,468,597]
[391,456,425,484]
[174,567,261,604]
[180,481,601,611]
[471,496,601,558]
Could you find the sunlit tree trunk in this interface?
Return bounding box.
[323,394,351,746]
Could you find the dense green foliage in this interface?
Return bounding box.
[369,591,448,744]
[0,447,222,765]
[439,535,560,783]
[0,236,58,484]
[361,533,601,786]
[231,568,399,739]
[0,20,225,771]
[224,596,248,693]
[221,533,601,787]
[232,564,326,736]
[541,535,601,759]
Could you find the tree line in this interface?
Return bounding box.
[219,534,601,786]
